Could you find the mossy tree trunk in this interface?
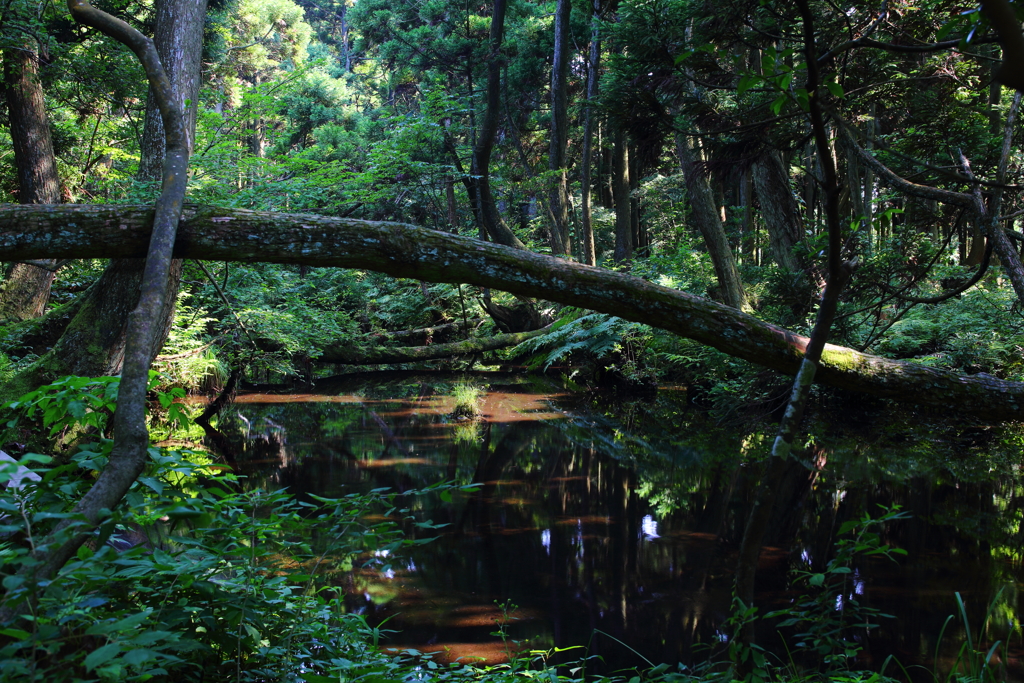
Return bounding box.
[752,151,805,273]
[676,133,748,310]
[7,203,1024,420]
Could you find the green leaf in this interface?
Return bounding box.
[826,81,844,98]
[123,648,155,667]
[936,19,958,41]
[795,88,810,111]
[737,74,757,95]
[164,505,204,519]
[0,628,30,639]
[770,94,788,115]
[66,400,87,419]
[84,643,121,671]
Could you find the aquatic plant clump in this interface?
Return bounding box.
[451,383,483,418]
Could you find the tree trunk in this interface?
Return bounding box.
[0,0,193,624]
[319,325,549,364]
[736,5,852,659]
[137,0,207,180]
[612,127,633,263]
[41,0,208,379]
[9,203,1024,420]
[579,0,600,266]
[547,0,572,256]
[677,134,748,310]
[752,151,804,272]
[470,0,525,249]
[0,48,62,321]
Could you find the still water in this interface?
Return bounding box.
[212,372,1024,676]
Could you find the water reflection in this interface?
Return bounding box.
[207,373,1024,676]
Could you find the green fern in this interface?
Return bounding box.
[511,309,646,370]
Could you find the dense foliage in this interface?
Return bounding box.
[4,0,1024,679]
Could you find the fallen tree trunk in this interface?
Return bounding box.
[319,326,549,364]
[377,318,481,345]
[1,203,1023,419]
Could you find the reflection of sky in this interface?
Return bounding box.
[642,514,659,539]
[541,528,551,552]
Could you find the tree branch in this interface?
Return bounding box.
[837,122,975,208]
[0,0,191,621]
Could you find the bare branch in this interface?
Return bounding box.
[836,122,975,208]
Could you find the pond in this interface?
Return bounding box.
[209,372,1024,678]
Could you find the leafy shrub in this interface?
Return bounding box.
[0,376,464,682]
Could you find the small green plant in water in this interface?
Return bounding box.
[451,382,482,418]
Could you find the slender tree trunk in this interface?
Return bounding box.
[341,1,351,73]
[752,151,804,272]
[738,168,753,262]
[612,127,633,263]
[630,149,644,255]
[579,0,600,266]
[863,103,875,250]
[547,0,572,256]
[677,134,748,309]
[975,91,1024,299]
[735,3,852,661]
[0,47,61,321]
[470,0,525,249]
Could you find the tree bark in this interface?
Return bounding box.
[319,325,549,364]
[612,127,632,263]
[752,151,804,272]
[39,0,207,381]
[579,0,601,266]
[138,0,207,180]
[7,203,1024,419]
[677,134,748,310]
[547,0,572,256]
[0,48,62,321]
[469,0,525,249]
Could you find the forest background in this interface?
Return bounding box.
[3,0,1024,679]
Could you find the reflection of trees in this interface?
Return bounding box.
[208,379,1024,675]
